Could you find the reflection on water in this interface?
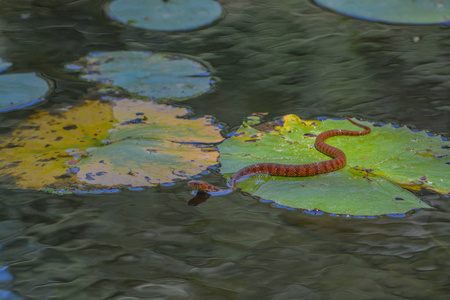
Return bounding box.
[0,0,449,299]
[176,1,450,134]
[188,191,211,207]
[1,189,449,299]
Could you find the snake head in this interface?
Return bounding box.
[187,180,203,189]
[188,180,224,193]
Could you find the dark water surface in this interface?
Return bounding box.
[0,0,449,299]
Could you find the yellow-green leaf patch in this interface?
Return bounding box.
[0,101,115,189]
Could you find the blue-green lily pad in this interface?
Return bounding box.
[314,0,450,24]
[0,73,50,113]
[0,58,12,73]
[108,0,223,31]
[70,51,214,102]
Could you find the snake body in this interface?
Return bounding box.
[188,117,371,194]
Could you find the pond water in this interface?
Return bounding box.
[0,0,449,299]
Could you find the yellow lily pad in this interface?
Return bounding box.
[0,99,223,192]
[0,101,114,189]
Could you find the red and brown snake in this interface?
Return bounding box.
[188,117,371,195]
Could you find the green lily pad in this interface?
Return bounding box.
[314,0,450,24]
[0,73,50,112]
[0,99,223,191]
[238,172,425,216]
[70,51,214,102]
[0,58,12,72]
[108,0,223,31]
[215,115,449,215]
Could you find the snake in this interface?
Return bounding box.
[188,117,371,195]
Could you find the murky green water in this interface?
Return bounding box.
[0,0,449,299]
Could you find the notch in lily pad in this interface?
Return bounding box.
[68,51,216,103]
[314,0,450,25]
[0,58,12,73]
[107,0,223,31]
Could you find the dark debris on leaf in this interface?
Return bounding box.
[121,118,145,125]
[54,173,72,179]
[67,167,80,174]
[363,176,374,183]
[63,125,78,130]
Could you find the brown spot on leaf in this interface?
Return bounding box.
[54,173,72,179]
[4,143,23,149]
[63,125,78,130]
[37,157,57,162]
[253,120,280,132]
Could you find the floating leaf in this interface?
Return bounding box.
[314,0,450,25]
[0,73,50,112]
[0,99,223,191]
[76,99,223,187]
[70,51,214,102]
[238,171,425,216]
[108,0,223,31]
[215,115,449,215]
